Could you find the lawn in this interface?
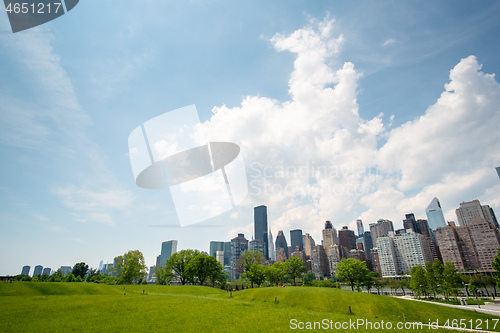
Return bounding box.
[1,282,499,332]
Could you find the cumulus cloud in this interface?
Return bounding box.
[199,17,500,241]
[383,38,396,47]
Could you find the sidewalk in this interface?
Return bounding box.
[397,295,500,316]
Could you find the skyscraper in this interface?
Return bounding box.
[275,230,288,259]
[254,205,268,260]
[304,233,315,257]
[268,228,275,262]
[21,265,30,276]
[425,197,447,230]
[230,233,248,279]
[159,240,178,266]
[356,219,365,237]
[322,221,338,247]
[290,229,303,252]
[456,199,498,229]
[369,219,394,247]
[42,267,51,275]
[338,226,356,250]
[403,213,419,233]
[209,241,225,258]
[33,265,43,277]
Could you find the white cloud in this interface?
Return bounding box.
[199,19,500,241]
[383,38,396,47]
[54,187,134,212]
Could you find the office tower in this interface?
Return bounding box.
[325,244,343,276]
[60,266,72,276]
[276,248,287,262]
[224,242,231,266]
[311,245,329,278]
[416,219,431,237]
[322,221,338,248]
[216,251,224,265]
[434,222,479,271]
[403,213,420,233]
[33,265,43,277]
[209,241,225,258]
[464,218,500,271]
[159,240,178,266]
[376,231,433,277]
[304,233,315,257]
[21,265,30,276]
[230,233,248,279]
[291,245,306,262]
[456,199,498,229]
[370,248,382,275]
[356,219,365,237]
[338,226,356,250]
[369,219,394,248]
[42,267,51,276]
[357,231,373,260]
[275,230,288,259]
[268,228,275,262]
[148,266,155,281]
[98,260,103,271]
[249,239,265,255]
[290,229,303,252]
[254,205,268,260]
[426,197,447,230]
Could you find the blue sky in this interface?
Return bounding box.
[1,0,500,275]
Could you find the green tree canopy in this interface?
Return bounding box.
[72,262,89,279]
[265,262,286,286]
[186,253,222,286]
[335,258,370,291]
[285,256,306,286]
[113,250,147,284]
[245,262,266,288]
[409,265,427,297]
[166,249,200,285]
[237,250,265,273]
[155,265,175,285]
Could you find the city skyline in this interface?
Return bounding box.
[2,2,500,276]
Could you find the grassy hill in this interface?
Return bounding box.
[1,282,498,332]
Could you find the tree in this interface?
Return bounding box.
[64,273,76,282]
[442,261,462,301]
[85,268,97,282]
[186,253,221,286]
[303,271,315,285]
[335,258,370,291]
[237,250,265,273]
[286,256,307,286]
[155,265,175,285]
[409,265,427,298]
[492,248,500,292]
[72,262,89,279]
[265,262,286,286]
[166,249,200,285]
[245,262,266,288]
[426,259,444,297]
[113,250,147,284]
[48,269,64,282]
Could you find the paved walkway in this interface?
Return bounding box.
[397,295,500,317]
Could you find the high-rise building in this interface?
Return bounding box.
[291,246,306,262]
[322,221,338,248]
[159,240,178,266]
[357,231,373,260]
[209,241,225,258]
[456,199,498,229]
[376,231,433,277]
[216,251,224,265]
[224,242,231,266]
[21,265,30,276]
[33,265,43,277]
[464,218,500,271]
[230,233,248,279]
[148,266,155,281]
[249,239,265,255]
[254,205,268,260]
[60,266,72,276]
[290,229,303,252]
[426,197,447,230]
[356,219,365,237]
[268,228,275,262]
[434,222,479,271]
[311,245,329,278]
[416,219,432,238]
[275,230,288,260]
[42,267,51,276]
[325,245,343,276]
[338,226,356,250]
[403,213,420,233]
[369,219,394,248]
[304,233,315,257]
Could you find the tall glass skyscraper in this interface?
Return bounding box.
[425,197,446,231]
[159,240,178,266]
[209,241,225,258]
[254,205,268,260]
[275,230,288,260]
[290,229,303,252]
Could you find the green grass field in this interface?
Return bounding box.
[1,282,499,332]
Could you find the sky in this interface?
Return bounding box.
[1,0,500,276]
